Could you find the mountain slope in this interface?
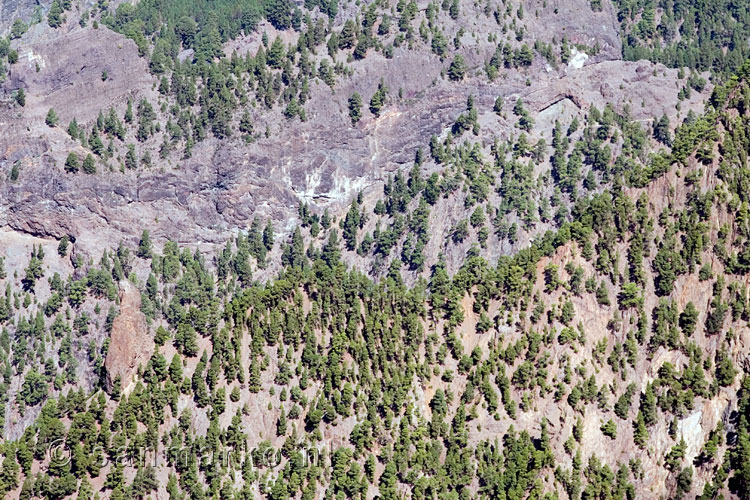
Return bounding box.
[0,58,748,500]
[0,0,703,271]
[1,0,750,499]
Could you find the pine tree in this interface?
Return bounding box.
[14,88,25,107]
[137,230,152,258]
[277,406,287,435]
[640,383,658,425]
[633,411,648,448]
[601,419,617,438]
[239,111,254,136]
[339,20,357,49]
[9,162,19,181]
[266,0,293,29]
[263,220,275,251]
[653,114,672,145]
[154,325,169,346]
[169,354,183,383]
[47,0,63,28]
[369,81,388,117]
[124,98,133,124]
[665,436,687,470]
[342,199,360,250]
[284,97,300,119]
[110,376,122,400]
[348,92,363,124]
[64,153,80,173]
[82,154,96,174]
[267,37,286,68]
[249,358,261,393]
[448,54,467,81]
[125,144,137,170]
[45,108,59,127]
[67,118,79,139]
[10,19,27,39]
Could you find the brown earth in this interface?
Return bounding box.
[103,280,153,394]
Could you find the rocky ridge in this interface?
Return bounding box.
[0,0,707,271]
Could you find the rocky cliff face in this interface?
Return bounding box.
[103,280,152,394]
[1,1,748,499]
[0,11,707,269]
[0,0,52,34]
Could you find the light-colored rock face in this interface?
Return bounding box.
[103,280,152,394]
[678,410,703,460]
[0,0,708,269]
[11,29,153,124]
[0,57,707,262]
[568,48,589,69]
[0,0,52,34]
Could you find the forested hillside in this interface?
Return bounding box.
[2,0,750,498]
[615,0,750,74]
[0,45,748,498]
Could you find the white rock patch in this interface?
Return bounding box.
[568,48,589,69]
[677,411,703,462]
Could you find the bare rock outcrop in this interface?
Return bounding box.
[0,0,709,274]
[0,0,53,34]
[104,280,153,394]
